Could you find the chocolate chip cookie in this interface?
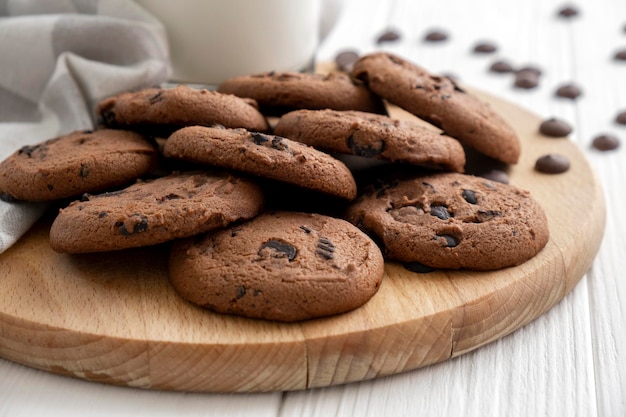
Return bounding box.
[95,85,269,134]
[274,109,466,172]
[0,129,158,202]
[344,172,549,270]
[163,126,358,200]
[49,171,264,253]
[217,71,386,115]
[169,211,385,322]
[351,52,521,164]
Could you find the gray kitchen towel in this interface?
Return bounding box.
[0,0,171,253]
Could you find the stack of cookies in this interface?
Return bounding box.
[0,52,549,322]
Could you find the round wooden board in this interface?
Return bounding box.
[0,89,605,393]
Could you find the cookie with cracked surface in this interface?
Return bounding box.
[351,52,520,164]
[0,129,158,202]
[163,126,358,200]
[169,211,385,322]
[274,109,466,172]
[344,172,549,270]
[49,171,264,253]
[95,85,269,134]
[217,71,386,115]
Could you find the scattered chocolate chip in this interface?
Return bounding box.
[376,29,401,44]
[535,154,570,174]
[299,225,312,234]
[347,135,386,157]
[489,60,515,73]
[424,30,449,42]
[462,189,478,204]
[614,48,626,61]
[514,70,540,89]
[46,184,54,191]
[430,205,450,220]
[539,117,573,137]
[557,4,580,18]
[259,239,297,261]
[517,65,543,77]
[334,49,360,72]
[403,262,436,273]
[473,41,498,54]
[616,110,626,125]
[479,169,509,184]
[591,134,621,151]
[555,83,582,99]
[316,237,335,260]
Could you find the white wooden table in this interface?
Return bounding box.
[1,0,625,415]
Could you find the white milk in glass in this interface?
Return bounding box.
[136,0,322,85]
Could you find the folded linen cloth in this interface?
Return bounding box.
[0,0,171,253]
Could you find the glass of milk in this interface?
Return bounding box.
[136,0,322,86]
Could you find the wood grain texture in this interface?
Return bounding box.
[0,88,604,393]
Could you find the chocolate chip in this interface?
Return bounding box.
[430,205,450,220]
[157,193,183,202]
[79,163,89,178]
[424,30,449,42]
[517,65,542,77]
[99,109,117,127]
[473,41,498,54]
[555,83,582,99]
[98,211,107,218]
[403,262,436,273]
[462,189,477,204]
[259,239,297,261]
[347,135,386,157]
[316,237,335,260]
[251,132,289,151]
[534,154,570,174]
[613,48,626,61]
[236,286,246,299]
[335,49,359,72]
[514,70,540,89]
[0,193,17,202]
[299,225,312,233]
[116,214,149,235]
[479,169,509,184]
[376,29,401,44]
[148,90,164,104]
[489,60,514,73]
[18,144,39,157]
[616,110,626,125]
[539,118,573,137]
[438,234,459,247]
[47,184,54,191]
[591,134,620,151]
[557,5,580,18]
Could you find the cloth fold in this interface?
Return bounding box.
[0,0,171,253]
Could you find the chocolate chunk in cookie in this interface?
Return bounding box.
[275,109,466,172]
[163,126,357,200]
[351,52,521,164]
[49,171,264,253]
[217,71,386,115]
[169,211,384,322]
[95,85,269,134]
[0,129,158,202]
[344,172,549,270]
